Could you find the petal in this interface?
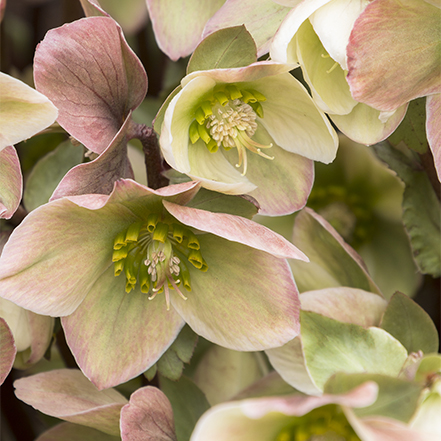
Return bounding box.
[0,72,57,150]
[50,114,134,200]
[34,16,147,153]
[146,0,225,61]
[35,423,119,441]
[0,197,138,316]
[163,201,308,260]
[0,298,32,352]
[0,317,16,385]
[62,266,184,389]
[0,145,22,219]
[346,0,441,111]
[14,369,127,435]
[170,234,300,351]
[426,93,441,182]
[120,386,177,441]
[251,73,339,163]
[203,0,291,57]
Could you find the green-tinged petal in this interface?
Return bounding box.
[249,74,338,163]
[309,0,369,70]
[296,19,358,115]
[290,208,382,294]
[34,17,147,154]
[0,317,16,385]
[0,197,138,316]
[35,423,119,441]
[0,298,30,351]
[0,145,22,219]
[426,93,441,181]
[301,311,408,391]
[120,386,177,441]
[347,0,441,112]
[14,369,127,436]
[170,235,300,351]
[146,0,225,60]
[62,266,185,390]
[329,102,408,145]
[0,72,57,150]
[202,0,291,57]
[163,201,308,260]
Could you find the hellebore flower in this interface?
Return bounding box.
[270,0,407,145]
[159,61,338,215]
[14,369,177,440]
[345,0,441,181]
[0,179,306,389]
[33,16,148,198]
[0,72,57,218]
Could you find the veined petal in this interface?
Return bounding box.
[0,73,57,150]
[0,146,22,219]
[346,0,441,111]
[0,318,16,386]
[309,0,369,70]
[163,201,308,260]
[62,266,184,390]
[426,94,441,182]
[0,197,138,316]
[33,423,119,441]
[170,235,300,351]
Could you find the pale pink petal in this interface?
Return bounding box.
[163,201,308,260]
[0,145,22,219]
[347,0,441,111]
[426,93,441,182]
[14,369,127,435]
[36,422,119,441]
[50,114,134,200]
[146,0,225,60]
[62,266,184,389]
[0,317,16,385]
[120,386,177,441]
[170,234,300,351]
[34,16,147,153]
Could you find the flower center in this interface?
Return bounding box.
[189,85,274,175]
[274,405,360,441]
[111,216,207,310]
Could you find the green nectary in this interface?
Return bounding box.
[112,215,207,309]
[188,83,274,175]
[275,405,360,441]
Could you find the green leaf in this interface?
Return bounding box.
[23,139,83,211]
[373,142,441,277]
[159,375,210,441]
[325,372,424,423]
[380,292,439,354]
[156,325,198,381]
[301,310,408,391]
[186,188,259,219]
[187,25,257,74]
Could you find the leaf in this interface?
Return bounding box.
[23,140,83,211]
[388,98,429,154]
[187,25,257,74]
[159,375,210,441]
[301,310,408,391]
[380,292,439,354]
[325,372,424,423]
[373,142,441,277]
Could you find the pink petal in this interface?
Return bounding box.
[14,369,127,435]
[347,0,441,111]
[0,317,16,385]
[426,93,441,182]
[34,16,147,153]
[0,146,22,219]
[36,423,119,441]
[163,201,308,260]
[120,386,177,441]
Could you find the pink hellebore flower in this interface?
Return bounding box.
[0,72,57,218]
[346,0,441,181]
[0,179,306,389]
[270,0,407,145]
[159,61,338,216]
